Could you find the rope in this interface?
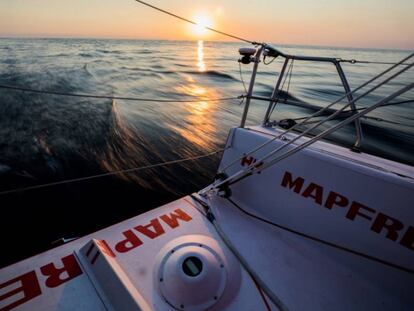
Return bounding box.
[225,197,414,275]
[0,84,242,103]
[212,216,287,310]
[188,195,289,311]
[133,0,258,45]
[251,276,273,311]
[0,149,224,196]
[263,56,277,66]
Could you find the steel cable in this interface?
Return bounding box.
[133,0,258,44]
[218,52,414,174]
[0,149,224,196]
[0,84,242,103]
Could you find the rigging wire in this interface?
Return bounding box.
[218,52,414,174]
[291,114,410,128]
[0,2,408,106]
[0,1,410,197]
[268,59,295,118]
[285,60,294,98]
[287,99,414,126]
[226,82,414,188]
[249,96,414,127]
[133,0,258,45]
[339,58,413,66]
[213,85,414,209]
[0,149,224,196]
[134,0,409,68]
[0,84,242,103]
[238,61,248,95]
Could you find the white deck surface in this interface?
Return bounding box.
[0,197,275,311]
[1,193,413,310]
[208,194,414,310]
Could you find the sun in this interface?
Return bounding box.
[192,15,213,36]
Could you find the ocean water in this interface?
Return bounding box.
[0,38,412,267]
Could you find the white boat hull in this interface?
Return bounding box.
[1,126,413,310]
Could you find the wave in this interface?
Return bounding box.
[174,63,189,67]
[0,74,117,187]
[182,70,237,81]
[96,49,123,55]
[82,62,96,78]
[2,58,17,65]
[302,87,347,99]
[0,163,11,175]
[120,66,177,76]
[44,53,71,57]
[78,53,94,58]
[133,49,153,54]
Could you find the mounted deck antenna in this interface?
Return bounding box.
[238,48,257,64]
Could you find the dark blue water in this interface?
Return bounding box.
[0,38,412,267]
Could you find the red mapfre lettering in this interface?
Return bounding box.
[135,219,165,239]
[325,191,349,209]
[0,271,41,311]
[400,226,414,251]
[40,254,82,288]
[114,230,143,253]
[96,240,116,258]
[160,209,193,229]
[0,208,195,310]
[371,213,404,241]
[281,171,414,253]
[281,171,304,193]
[241,156,256,167]
[346,201,375,221]
[301,183,323,205]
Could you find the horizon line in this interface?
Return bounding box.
[0,35,412,52]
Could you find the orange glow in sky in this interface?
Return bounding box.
[0,0,413,49]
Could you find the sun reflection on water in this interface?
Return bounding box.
[171,41,220,149]
[197,40,206,72]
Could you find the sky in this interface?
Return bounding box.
[0,0,413,49]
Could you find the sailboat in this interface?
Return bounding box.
[0,41,413,310]
[1,0,414,308]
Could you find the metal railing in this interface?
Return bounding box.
[203,55,413,194]
[240,44,366,150]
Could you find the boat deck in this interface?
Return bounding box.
[0,196,275,311]
[208,194,414,310]
[1,193,413,310]
[1,124,413,310]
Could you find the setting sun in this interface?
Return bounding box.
[192,14,213,36]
